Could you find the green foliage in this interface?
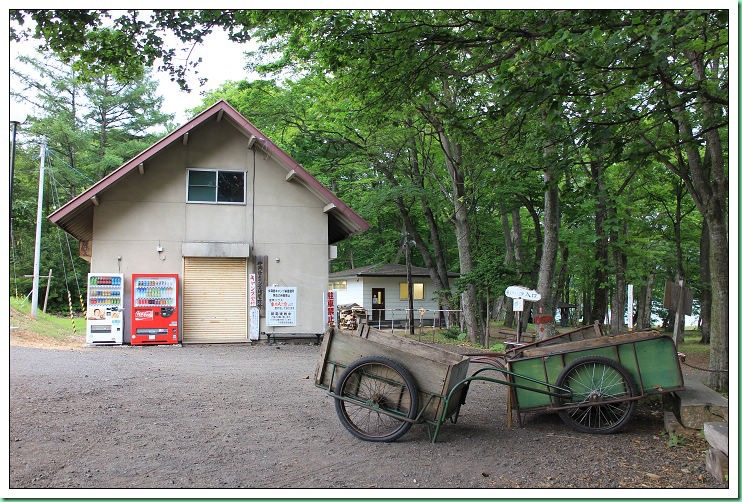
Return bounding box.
[660,430,687,448]
[439,327,461,340]
[11,9,728,344]
[10,53,172,312]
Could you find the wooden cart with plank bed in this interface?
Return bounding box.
[315,323,684,442]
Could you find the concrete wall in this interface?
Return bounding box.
[90,118,330,339]
[335,278,364,305]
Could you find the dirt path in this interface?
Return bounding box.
[8,332,727,494]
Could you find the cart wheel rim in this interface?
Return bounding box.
[334,356,419,442]
[555,356,637,434]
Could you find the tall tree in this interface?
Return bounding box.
[82,71,172,178]
[13,10,728,386]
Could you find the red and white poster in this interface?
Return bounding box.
[249,273,257,307]
[326,290,336,327]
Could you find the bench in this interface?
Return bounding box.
[265,332,323,345]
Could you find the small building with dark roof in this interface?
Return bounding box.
[329,264,459,327]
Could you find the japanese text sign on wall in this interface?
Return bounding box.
[266,286,297,326]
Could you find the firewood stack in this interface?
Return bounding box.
[338,303,367,330]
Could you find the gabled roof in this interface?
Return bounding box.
[48,99,369,244]
[330,264,459,278]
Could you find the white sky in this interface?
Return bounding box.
[9,22,256,127]
[148,29,259,124]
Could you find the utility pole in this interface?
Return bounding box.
[403,232,415,335]
[10,121,19,213]
[31,138,46,318]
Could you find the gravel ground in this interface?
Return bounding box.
[8,329,729,496]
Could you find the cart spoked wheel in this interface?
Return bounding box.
[555,356,638,434]
[334,356,419,442]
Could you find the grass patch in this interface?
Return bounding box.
[10,296,85,339]
[676,330,710,359]
[398,327,506,352]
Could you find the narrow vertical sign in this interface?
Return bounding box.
[249,306,260,340]
[326,290,336,327]
[249,273,257,307]
[255,255,267,316]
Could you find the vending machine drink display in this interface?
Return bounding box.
[131,274,179,345]
[86,273,124,345]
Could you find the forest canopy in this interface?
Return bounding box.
[9,9,731,390]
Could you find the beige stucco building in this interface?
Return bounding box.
[49,100,368,344]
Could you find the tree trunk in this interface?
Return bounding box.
[518,195,542,286]
[699,219,711,344]
[610,214,628,334]
[636,269,656,330]
[500,203,514,265]
[420,105,479,342]
[535,164,560,340]
[582,288,592,326]
[589,160,609,327]
[664,61,728,390]
[706,216,728,391]
[555,244,569,327]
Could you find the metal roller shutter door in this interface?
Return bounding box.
[183,257,248,343]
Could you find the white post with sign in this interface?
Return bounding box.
[627,284,633,332]
[505,286,541,344]
[249,306,260,340]
[512,298,524,312]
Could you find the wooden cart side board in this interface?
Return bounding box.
[314,326,470,422]
[518,331,665,358]
[508,323,604,356]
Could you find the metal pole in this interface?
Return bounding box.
[31,138,46,318]
[10,121,20,261]
[403,232,415,336]
[10,121,19,216]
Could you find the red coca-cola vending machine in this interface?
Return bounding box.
[130,273,179,345]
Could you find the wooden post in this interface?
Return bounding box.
[42,268,52,313]
[67,290,76,336]
[485,288,490,348]
[672,279,684,345]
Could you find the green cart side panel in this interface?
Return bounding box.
[508,356,562,409]
[509,333,683,411]
[631,336,684,392]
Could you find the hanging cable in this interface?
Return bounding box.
[48,166,82,328]
[47,150,87,310]
[10,225,20,297]
[46,148,95,184]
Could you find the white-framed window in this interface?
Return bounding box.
[399,283,424,300]
[187,169,246,204]
[328,280,347,291]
